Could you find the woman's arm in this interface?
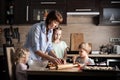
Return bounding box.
[35,50,63,65]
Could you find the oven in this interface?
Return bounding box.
[107,59,120,69]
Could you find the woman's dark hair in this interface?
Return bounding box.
[45,10,63,26]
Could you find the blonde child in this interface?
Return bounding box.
[52,27,68,64]
[74,42,95,65]
[14,47,29,80]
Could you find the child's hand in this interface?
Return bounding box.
[72,56,77,64]
[60,59,66,64]
[74,62,85,70]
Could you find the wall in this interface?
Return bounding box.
[0,15,120,51]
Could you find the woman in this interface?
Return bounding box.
[24,10,64,66]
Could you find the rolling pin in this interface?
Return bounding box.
[49,63,79,70]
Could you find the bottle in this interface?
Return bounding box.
[43,9,48,21]
[37,11,40,21]
[110,14,115,21]
[10,5,14,15]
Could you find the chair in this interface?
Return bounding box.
[3,45,16,80]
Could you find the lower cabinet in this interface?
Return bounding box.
[0,55,8,80]
[92,57,120,67]
[67,54,120,69]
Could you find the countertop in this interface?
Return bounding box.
[27,66,120,80]
[67,54,120,58]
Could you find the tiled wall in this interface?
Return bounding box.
[0,15,120,50]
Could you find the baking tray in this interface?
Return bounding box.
[82,65,119,72]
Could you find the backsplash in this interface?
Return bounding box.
[0,15,120,51]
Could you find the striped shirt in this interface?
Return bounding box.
[24,21,53,61]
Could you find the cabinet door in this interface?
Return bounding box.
[29,0,67,24]
[14,0,28,24]
[67,0,99,12]
[99,0,120,26]
[4,0,66,25]
[0,56,7,80]
[110,0,120,8]
[0,0,6,24]
[100,0,120,8]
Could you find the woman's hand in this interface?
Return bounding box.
[50,57,64,65]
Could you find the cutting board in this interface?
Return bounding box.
[70,33,84,51]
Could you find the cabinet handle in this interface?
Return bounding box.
[111,1,120,4]
[75,9,92,12]
[26,6,29,21]
[111,21,120,23]
[40,2,56,5]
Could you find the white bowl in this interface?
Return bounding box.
[28,60,48,69]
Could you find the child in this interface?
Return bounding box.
[74,42,95,65]
[52,27,68,64]
[14,47,29,80]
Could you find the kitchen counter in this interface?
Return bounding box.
[27,66,120,80]
[67,54,120,58]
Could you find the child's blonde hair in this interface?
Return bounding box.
[78,42,92,54]
[14,47,29,63]
[52,26,62,41]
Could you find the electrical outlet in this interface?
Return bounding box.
[109,38,120,42]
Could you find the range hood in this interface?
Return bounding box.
[67,12,100,16]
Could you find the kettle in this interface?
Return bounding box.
[113,45,120,54]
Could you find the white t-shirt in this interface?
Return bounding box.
[52,41,67,59]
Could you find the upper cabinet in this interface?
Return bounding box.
[0,0,6,24]
[0,0,26,25]
[66,0,100,15]
[1,0,120,26]
[1,0,66,25]
[29,0,67,24]
[2,0,100,25]
[13,0,28,24]
[99,0,120,26]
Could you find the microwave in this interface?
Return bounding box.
[113,45,120,54]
